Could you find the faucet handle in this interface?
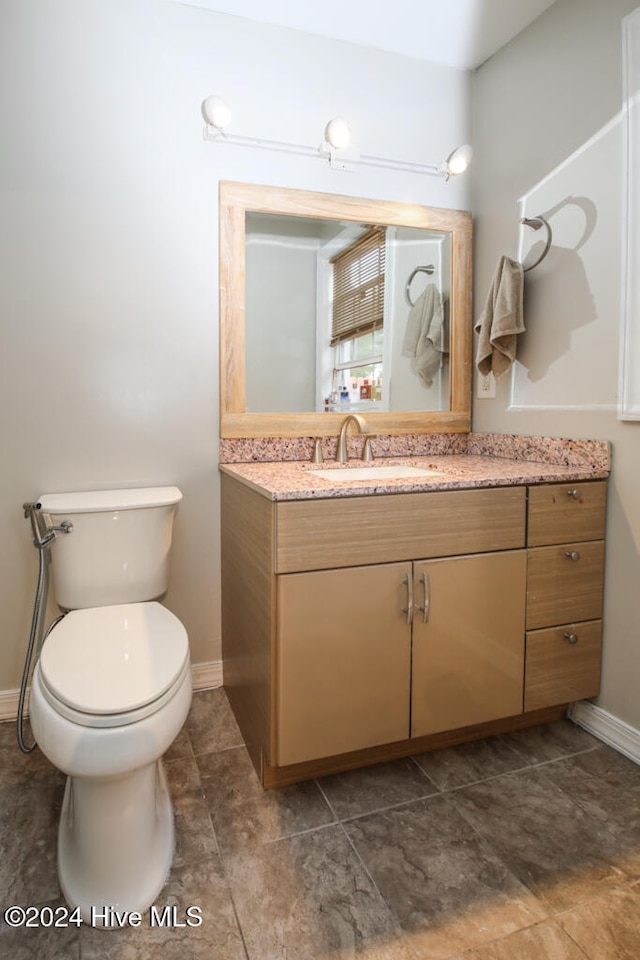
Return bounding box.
[310,438,324,464]
[361,436,375,462]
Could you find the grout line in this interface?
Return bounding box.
[260,818,341,847]
[313,777,341,824]
[441,788,552,930]
[250,740,606,838]
[326,790,443,826]
[180,732,252,960]
[314,779,415,952]
[407,753,443,791]
[429,743,603,796]
[189,741,247,760]
[449,919,593,960]
[558,929,598,960]
[337,820,413,950]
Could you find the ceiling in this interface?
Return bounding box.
[173,0,558,70]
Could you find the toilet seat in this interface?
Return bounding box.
[38,602,190,728]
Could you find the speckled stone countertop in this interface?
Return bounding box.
[219,434,610,502]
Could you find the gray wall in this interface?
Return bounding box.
[472,0,640,729]
[0,0,471,693]
[245,237,318,413]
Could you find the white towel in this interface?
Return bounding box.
[474,256,525,378]
[402,284,447,387]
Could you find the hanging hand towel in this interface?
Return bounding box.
[474,256,525,378]
[402,284,447,387]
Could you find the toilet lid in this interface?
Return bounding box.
[39,602,189,716]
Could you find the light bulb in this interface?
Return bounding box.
[324,117,351,151]
[446,144,472,176]
[201,96,232,131]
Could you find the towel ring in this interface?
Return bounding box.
[405,264,435,307]
[520,216,552,272]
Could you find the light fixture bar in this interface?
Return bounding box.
[203,126,320,160]
[201,99,470,179]
[204,127,449,177]
[358,153,442,176]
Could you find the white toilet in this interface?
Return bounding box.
[29,486,192,923]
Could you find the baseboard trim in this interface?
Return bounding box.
[0,689,21,723]
[191,659,223,691]
[569,701,640,766]
[0,659,223,723]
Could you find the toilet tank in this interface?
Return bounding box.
[37,487,182,610]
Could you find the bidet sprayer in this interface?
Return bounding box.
[23,501,73,547]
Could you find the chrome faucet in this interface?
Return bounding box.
[335,414,370,463]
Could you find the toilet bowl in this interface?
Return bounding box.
[30,602,192,921]
[27,487,191,923]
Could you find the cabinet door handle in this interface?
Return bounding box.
[565,550,581,561]
[420,572,431,623]
[566,489,581,501]
[402,575,414,625]
[563,631,579,644]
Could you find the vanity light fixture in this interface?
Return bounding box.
[201,95,232,133]
[318,117,360,171]
[324,117,351,151]
[201,95,471,179]
[440,143,473,180]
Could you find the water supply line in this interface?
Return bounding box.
[17,502,70,753]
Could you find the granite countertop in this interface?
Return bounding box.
[219,445,610,502]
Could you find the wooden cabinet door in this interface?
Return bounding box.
[276,562,412,766]
[411,550,526,738]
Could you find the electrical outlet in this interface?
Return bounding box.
[476,372,496,399]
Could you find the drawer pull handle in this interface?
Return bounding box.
[563,631,579,644]
[402,575,414,626]
[565,550,581,561]
[567,489,581,501]
[419,572,431,623]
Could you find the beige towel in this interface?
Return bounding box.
[474,256,525,378]
[402,284,448,387]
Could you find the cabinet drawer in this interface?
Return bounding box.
[524,620,602,711]
[276,487,526,573]
[526,541,604,630]
[527,482,606,547]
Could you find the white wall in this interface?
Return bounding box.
[0,0,471,691]
[245,236,318,412]
[472,0,640,729]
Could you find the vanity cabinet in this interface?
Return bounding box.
[221,475,606,786]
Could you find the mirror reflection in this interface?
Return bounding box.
[219,182,472,438]
[245,213,451,415]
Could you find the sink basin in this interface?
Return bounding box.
[308,464,443,482]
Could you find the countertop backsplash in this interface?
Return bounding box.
[219,433,610,502]
[220,432,610,471]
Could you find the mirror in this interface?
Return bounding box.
[220,181,472,438]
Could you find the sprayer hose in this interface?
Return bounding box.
[17,541,48,753]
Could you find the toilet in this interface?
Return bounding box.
[29,486,192,923]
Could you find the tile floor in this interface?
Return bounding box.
[1,688,640,959]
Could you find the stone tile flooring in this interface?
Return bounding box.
[1,688,640,958]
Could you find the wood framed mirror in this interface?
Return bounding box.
[219,181,472,438]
